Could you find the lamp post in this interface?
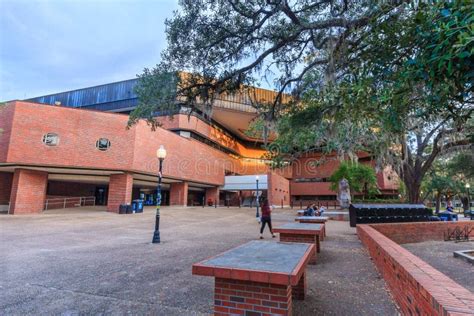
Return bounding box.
[256,175,260,218]
[152,145,167,244]
[466,183,471,211]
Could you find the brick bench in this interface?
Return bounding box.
[297,210,348,221]
[273,223,325,264]
[192,240,315,316]
[294,216,328,239]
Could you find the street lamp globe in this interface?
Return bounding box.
[157,145,167,159]
[152,145,166,244]
[466,183,470,189]
[256,175,259,181]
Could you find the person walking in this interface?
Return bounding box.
[259,198,275,239]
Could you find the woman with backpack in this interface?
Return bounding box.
[259,198,275,239]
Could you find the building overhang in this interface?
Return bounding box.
[0,164,219,189]
[221,174,268,191]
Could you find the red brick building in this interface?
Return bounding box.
[0,79,398,214]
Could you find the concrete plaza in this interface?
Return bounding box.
[0,206,398,315]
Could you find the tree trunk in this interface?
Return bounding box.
[399,159,425,205]
[461,196,469,211]
[435,192,441,213]
[401,174,422,204]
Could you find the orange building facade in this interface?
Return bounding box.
[0,80,398,214]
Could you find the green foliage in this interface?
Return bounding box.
[447,153,474,180]
[131,1,404,125]
[129,70,180,128]
[328,162,379,197]
[130,0,472,204]
[270,1,473,203]
[424,174,464,198]
[421,152,472,205]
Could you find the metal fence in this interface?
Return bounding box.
[44,196,96,210]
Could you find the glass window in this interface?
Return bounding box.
[96,138,111,151]
[42,133,59,146]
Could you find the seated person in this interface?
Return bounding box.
[318,206,326,216]
[304,204,315,216]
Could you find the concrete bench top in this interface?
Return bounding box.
[295,216,329,222]
[274,223,324,235]
[192,240,315,286]
[297,210,347,215]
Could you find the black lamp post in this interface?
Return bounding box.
[152,145,167,244]
[256,175,260,218]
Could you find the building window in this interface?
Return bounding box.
[42,133,59,146]
[179,131,191,138]
[96,138,111,151]
[294,177,328,183]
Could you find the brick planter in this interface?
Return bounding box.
[358,223,474,315]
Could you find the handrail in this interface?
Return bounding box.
[0,201,10,214]
[44,196,96,210]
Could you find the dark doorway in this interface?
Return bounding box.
[188,191,205,206]
[95,187,108,205]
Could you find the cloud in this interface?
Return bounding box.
[0,0,178,101]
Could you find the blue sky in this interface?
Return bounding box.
[0,0,178,101]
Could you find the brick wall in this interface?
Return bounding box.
[3,102,267,187]
[157,114,242,154]
[357,224,474,315]
[214,278,292,316]
[170,182,188,206]
[0,172,13,203]
[1,101,399,205]
[107,173,133,212]
[370,222,474,244]
[205,187,219,206]
[291,154,340,179]
[9,169,48,214]
[267,171,290,207]
[290,181,335,197]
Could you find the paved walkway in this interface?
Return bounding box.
[0,206,398,315]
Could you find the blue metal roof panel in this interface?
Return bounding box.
[27,79,139,108]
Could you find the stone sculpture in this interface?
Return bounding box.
[338,178,351,209]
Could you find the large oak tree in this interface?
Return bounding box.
[132,0,473,203]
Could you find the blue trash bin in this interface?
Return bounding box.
[438,211,458,221]
[136,200,144,213]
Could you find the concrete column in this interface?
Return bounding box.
[170,182,188,206]
[107,173,133,212]
[205,186,219,207]
[9,169,48,215]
